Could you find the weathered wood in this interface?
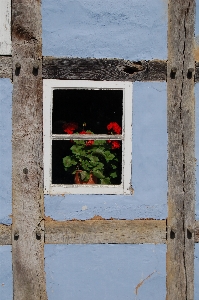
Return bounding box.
[45,219,166,244]
[2,220,199,245]
[42,57,167,81]
[0,224,11,245]
[167,1,195,299]
[195,220,199,243]
[195,62,199,82]
[2,55,199,82]
[12,1,47,299]
[0,56,12,78]
[0,0,11,55]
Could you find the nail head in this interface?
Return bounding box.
[188,68,194,73]
[33,63,39,70]
[15,63,21,69]
[171,67,177,73]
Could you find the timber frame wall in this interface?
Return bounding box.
[0,0,198,299]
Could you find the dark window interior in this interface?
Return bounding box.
[52,89,123,134]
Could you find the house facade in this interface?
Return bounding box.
[0,0,199,299]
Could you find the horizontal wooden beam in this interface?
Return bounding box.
[45,219,167,244]
[0,56,12,79]
[1,56,199,82]
[0,224,12,245]
[42,57,167,81]
[1,220,199,245]
[194,220,199,242]
[195,62,199,82]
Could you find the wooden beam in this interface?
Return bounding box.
[195,62,199,82]
[42,57,167,81]
[44,219,167,244]
[0,224,11,245]
[12,1,47,299]
[2,55,199,82]
[195,220,199,243]
[2,220,199,245]
[167,1,195,299]
[0,56,12,78]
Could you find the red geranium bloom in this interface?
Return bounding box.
[111,141,121,149]
[63,122,78,134]
[107,122,121,134]
[79,130,88,134]
[85,140,94,146]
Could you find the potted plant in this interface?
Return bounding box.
[62,122,122,184]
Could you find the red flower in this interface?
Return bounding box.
[85,140,94,146]
[79,130,88,134]
[107,140,121,149]
[107,122,121,134]
[63,122,78,134]
[111,141,121,149]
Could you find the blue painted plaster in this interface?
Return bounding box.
[0,246,13,300]
[42,0,167,60]
[45,244,166,300]
[196,84,199,219]
[0,79,12,225]
[45,82,167,220]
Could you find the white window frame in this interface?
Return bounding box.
[43,80,132,195]
[0,0,11,55]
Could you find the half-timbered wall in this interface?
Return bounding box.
[0,0,199,299]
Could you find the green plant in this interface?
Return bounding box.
[62,122,121,184]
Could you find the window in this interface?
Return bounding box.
[43,80,132,194]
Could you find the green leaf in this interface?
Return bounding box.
[100,178,111,184]
[63,156,77,168]
[80,171,90,181]
[110,171,117,178]
[92,170,104,179]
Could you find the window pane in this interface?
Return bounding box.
[52,140,122,185]
[52,89,123,134]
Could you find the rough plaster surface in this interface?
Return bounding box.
[0,246,13,300]
[45,82,167,220]
[45,244,166,300]
[42,0,167,60]
[0,79,12,225]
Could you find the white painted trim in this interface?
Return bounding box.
[43,80,133,195]
[0,0,11,55]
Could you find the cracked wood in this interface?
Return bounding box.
[167,1,195,299]
[42,57,167,81]
[12,1,47,299]
[44,219,166,244]
[0,56,12,78]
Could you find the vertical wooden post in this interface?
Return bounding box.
[167,1,195,299]
[12,1,47,299]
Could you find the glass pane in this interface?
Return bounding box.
[52,140,122,185]
[52,89,123,134]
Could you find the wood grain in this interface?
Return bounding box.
[11,1,47,299]
[0,224,11,245]
[42,57,167,81]
[0,56,12,78]
[2,220,199,245]
[2,55,199,82]
[167,1,195,299]
[45,219,166,244]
